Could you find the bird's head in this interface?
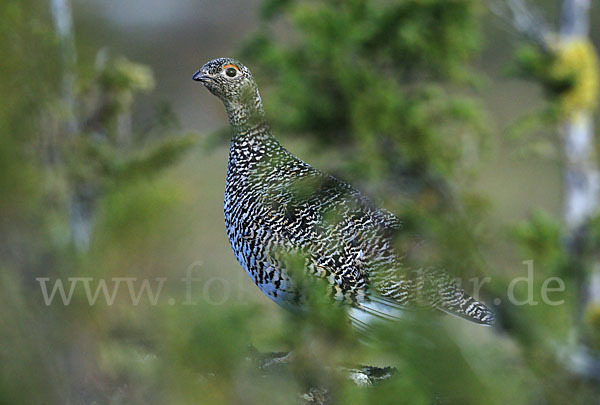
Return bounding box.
[193,57,258,105]
[193,58,265,132]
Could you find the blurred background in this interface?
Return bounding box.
[2,0,600,403]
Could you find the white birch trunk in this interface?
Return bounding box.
[562,115,599,229]
[559,0,600,314]
[50,0,78,137]
[50,0,94,250]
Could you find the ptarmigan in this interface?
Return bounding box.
[193,57,494,330]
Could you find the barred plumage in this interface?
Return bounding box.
[193,58,494,327]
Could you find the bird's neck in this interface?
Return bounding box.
[224,88,272,141]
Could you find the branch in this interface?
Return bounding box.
[488,0,552,50]
[560,0,591,39]
[49,0,79,136]
[247,348,396,405]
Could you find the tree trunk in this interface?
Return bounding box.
[50,0,95,250]
[50,0,78,138]
[559,0,600,326]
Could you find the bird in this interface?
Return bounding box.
[193,57,495,331]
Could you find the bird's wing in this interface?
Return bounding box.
[258,163,494,326]
[256,164,408,307]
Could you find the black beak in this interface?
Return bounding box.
[193,70,211,83]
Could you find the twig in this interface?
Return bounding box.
[488,0,552,50]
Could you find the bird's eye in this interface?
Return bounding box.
[225,67,237,77]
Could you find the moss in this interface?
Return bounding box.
[550,39,599,116]
[512,39,599,118]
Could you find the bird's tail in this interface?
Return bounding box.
[437,294,495,326]
[431,271,495,326]
[354,268,496,328]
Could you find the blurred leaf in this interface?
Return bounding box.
[114,134,199,183]
[511,210,567,273]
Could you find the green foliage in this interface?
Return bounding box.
[0,0,197,402]
[56,51,198,250]
[64,132,198,188]
[585,214,600,255]
[0,269,59,404]
[259,0,481,79]
[96,55,156,115]
[515,40,600,116]
[508,34,600,349]
[93,179,183,248]
[66,53,197,187]
[0,2,66,402]
[0,0,59,267]
[511,44,575,96]
[2,0,600,404]
[242,0,487,183]
[507,39,599,142]
[116,135,199,181]
[242,0,491,282]
[512,210,568,273]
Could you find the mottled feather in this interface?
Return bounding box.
[193,57,495,327]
